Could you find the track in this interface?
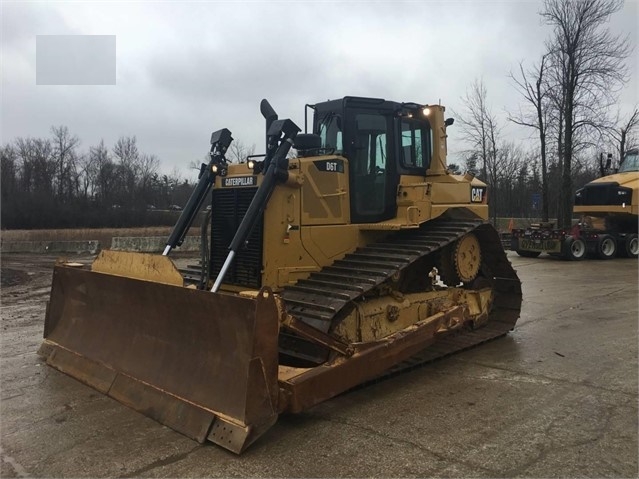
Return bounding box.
[279,215,522,365]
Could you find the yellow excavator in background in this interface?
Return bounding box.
[39,97,522,453]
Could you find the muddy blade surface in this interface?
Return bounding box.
[39,265,280,453]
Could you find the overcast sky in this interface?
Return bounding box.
[2,0,637,179]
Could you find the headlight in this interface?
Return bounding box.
[247,160,255,169]
[422,107,431,116]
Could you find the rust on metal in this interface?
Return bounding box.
[40,266,280,453]
[279,308,461,413]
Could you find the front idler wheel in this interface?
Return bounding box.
[439,233,482,286]
[454,233,482,283]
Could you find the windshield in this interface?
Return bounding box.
[619,151,639,173]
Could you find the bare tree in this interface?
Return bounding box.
[509,55,552,221]
[15,137,56,196]
[2,127,188,228]
[138,153,160,204]
[113,136,140,201]
[138,153,159,185]
[50,126,80,201]
[168,166,183,185]
[455,78,501,222]
[1,145,19,207]
[489,141,527,221]
[227,140,255,164]
[541,0,631,227]
[77,152,97,200]
[91,140,114,205]
[608,107,639,161]
[112,135,140,166]
[455,79,498,181]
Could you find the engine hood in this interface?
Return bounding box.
[587,171,639,189]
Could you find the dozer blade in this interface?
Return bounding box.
[38,257,280,454]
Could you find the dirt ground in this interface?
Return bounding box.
[1,252,637,478]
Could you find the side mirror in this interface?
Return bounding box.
[445,118,455,127]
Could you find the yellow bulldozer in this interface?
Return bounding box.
[39,97,522,453]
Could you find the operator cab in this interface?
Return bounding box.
[310,96,434,223]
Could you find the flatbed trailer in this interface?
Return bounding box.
[510,221,638,260]
[511,149,638,261]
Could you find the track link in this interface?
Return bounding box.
[279,216,522,365]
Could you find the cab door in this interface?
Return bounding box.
[344,109,398,223]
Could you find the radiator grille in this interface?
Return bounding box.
[210,187,263,288]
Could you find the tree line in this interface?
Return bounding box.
[456,0,638,227]
[1,127,195,229]
[2,0,637,231]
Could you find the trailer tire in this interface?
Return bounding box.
[624,234,638,258]
[564,238,586,261]
[596,235,617,260]
[516,250,541,258]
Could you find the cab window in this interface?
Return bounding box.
[400,119,431,170]
[318,114,343,153]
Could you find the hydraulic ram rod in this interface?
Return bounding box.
[163,128,233,256]
[211,119,299,292]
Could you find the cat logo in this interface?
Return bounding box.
[471,187,486,203]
